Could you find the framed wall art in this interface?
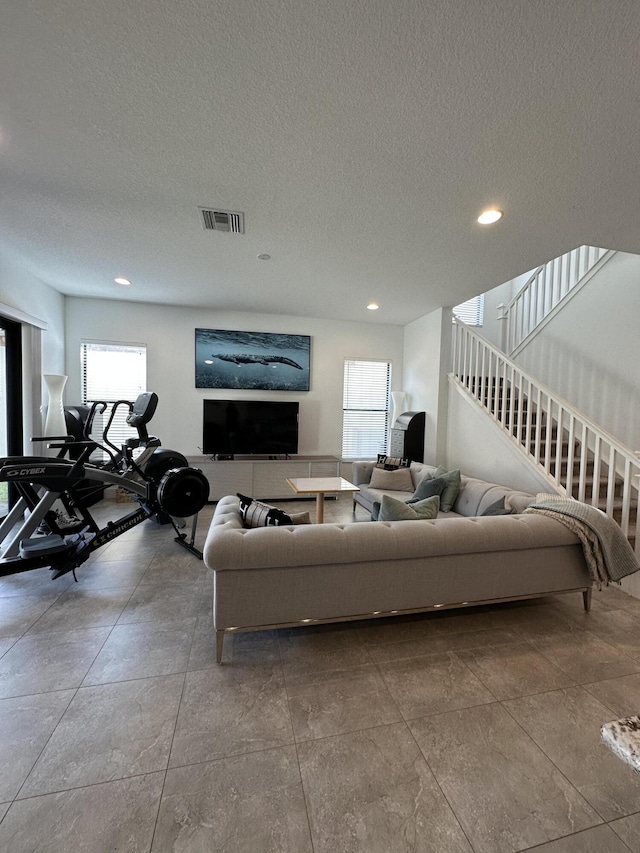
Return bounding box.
[195,328,311,391]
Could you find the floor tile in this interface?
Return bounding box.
[75,558,150,588]
[0,566,73,597]
[409,702,600,853]
[82,618,197,685]
[278,625,372,675]
[0,635,18,657]
[610,811,640,851]
[504,686,640,820]
[581,608,640,660]
[378,652,495,719]
[19,674,183,797]
[0,773,163,852]
[0,594,59,638]
[0,627,110,699]
[584,672,640,717]
[0,690,74,801]
[90,539,159,563]
[287,663,401,741]
[425,604,530,635]
[532,630,640,683]
[297,723,473,853]
[353,612,432,645]
[170,664,293,766]
[117,581,203,624]
[367,627,523,663]
[152,747,312,852]
[521,823,632,851]
[505,608,587,641]
[140,551,208,585]
[457,642,574,700]
[188,624,280,670]
[25,585,135,633]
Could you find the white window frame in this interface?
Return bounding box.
[453,294,484,326]
[80,340,148,453]
[342,358,391,459]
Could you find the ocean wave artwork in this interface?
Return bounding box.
[195,328,311,390]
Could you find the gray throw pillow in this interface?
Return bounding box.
[407,475,447,504]
[379,494,440,521]
[481,497,514,516]
[434,466,461,512]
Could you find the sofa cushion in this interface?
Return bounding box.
[379,494,440,521]
[369,466,414,492]
[237,494,294,527]
[434,467,461,512]
[407,475,447,504]
[376,453,411,470]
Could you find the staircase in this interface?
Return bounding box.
[453,319,640,552]
[501,245,612,355]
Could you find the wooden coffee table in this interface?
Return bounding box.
[286,476,359,523]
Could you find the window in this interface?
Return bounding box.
[453,294,484,326]
[342,359,391,459]
[81,341,147,453]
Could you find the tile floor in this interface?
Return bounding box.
[1,495,640,850]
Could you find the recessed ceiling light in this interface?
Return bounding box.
[367,302,379,310]
[114,276,131,285]
[257,253,271,261]
[477,209,503,225]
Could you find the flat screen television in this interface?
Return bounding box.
[202,400,299,457]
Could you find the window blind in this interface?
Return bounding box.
[453,294,484,326]
[81,342,147,453]
[342,359,391,459]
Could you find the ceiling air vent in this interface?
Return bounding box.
[199,207,245,234]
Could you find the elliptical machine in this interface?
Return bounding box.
[0,392,209,580]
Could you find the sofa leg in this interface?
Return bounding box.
[216,630,225,664]
[583,588,592,612]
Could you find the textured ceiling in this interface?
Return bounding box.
[2,0,640,325]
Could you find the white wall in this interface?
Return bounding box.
[0,258,65,372]
[515,251,640,450]
[403,307,452,464]
[0,257,66,445]
[64,297,404,457]
[446,380,558,494]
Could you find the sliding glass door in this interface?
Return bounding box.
[0,317,23,516]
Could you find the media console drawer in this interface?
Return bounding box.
[188,456,341,501]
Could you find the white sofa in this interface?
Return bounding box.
[203,464,592,663]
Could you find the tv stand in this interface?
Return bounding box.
[188,455,341,502]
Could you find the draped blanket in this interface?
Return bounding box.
[524,493,640,588]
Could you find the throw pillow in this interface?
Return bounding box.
[481,497,514,516]
[434,466,461,513]
[407,475,447,504]
[379,494,440,521]
[376,453,411,471]
[236,493,294,527]
[369,465,414,492]
[288,510,311,524]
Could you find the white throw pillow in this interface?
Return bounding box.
[369,466,414,492]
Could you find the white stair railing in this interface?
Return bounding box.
[502,245,610,355]
[452,318,640,552]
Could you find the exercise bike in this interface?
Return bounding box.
[0,393,210,580]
